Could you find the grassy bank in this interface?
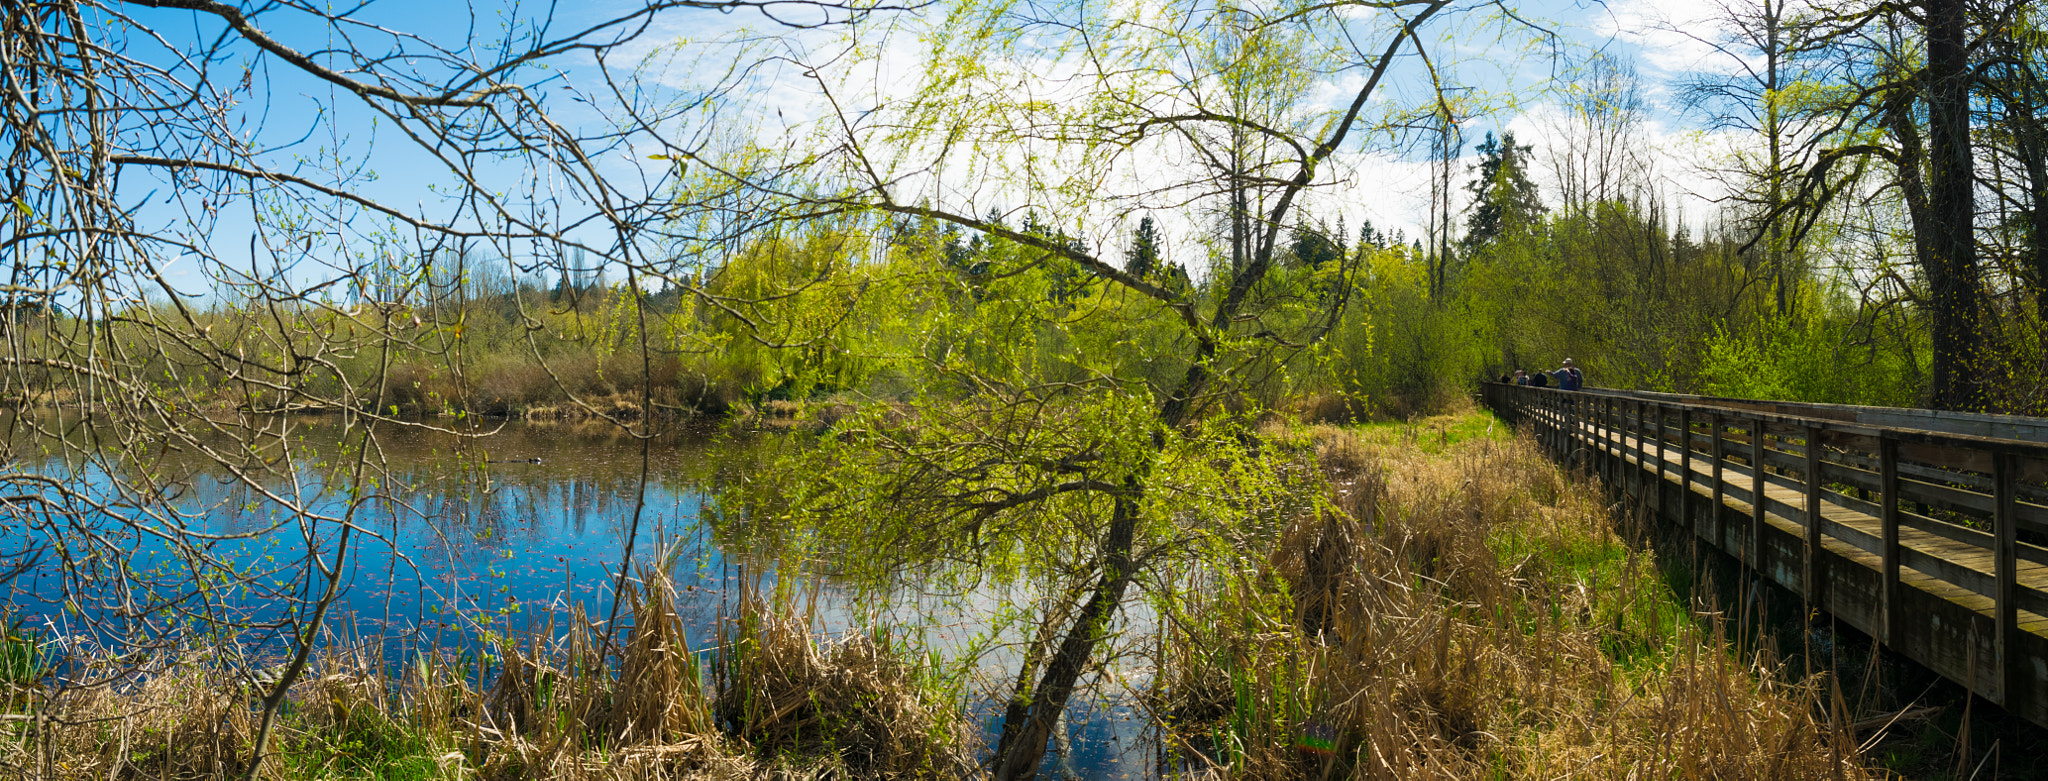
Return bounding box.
[1150,409,1884,778]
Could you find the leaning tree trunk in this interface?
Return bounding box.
[991,484,1143,781]
[991,352,1217,781]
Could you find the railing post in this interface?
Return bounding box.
[1551,392,1560,455]
[1642,400,1655,502]
[1611,396,1622,487]
[1548,389,1564,457]
[1597,397,1613,483]
[1804,425,1825,610]
[1545,392,1556,455]
[1606,396,1618,489]
[1995,451,2022,712]
[1575,394,1588,467]
[1879,435,1900,647]
[1622,401,1638,498]
[1750,417,1766,572]
[1569,394,1582,467]
[1652,403,1667,517]
[1680,408,1693,530]
[1711,413,1725,547]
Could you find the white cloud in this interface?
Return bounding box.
[1594,0,1750,77]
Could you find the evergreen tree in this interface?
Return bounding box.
[1126,215,1162,280]
[1359,219,1381,249]
[1289,219,1343,270]
[1463,131,1545,248]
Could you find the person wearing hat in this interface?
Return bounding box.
[1555,358,1583,391]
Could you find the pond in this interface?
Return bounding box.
[0,414,1157,778]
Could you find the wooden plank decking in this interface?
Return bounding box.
[1591,417,2048,634]
[1483,384,2048,727]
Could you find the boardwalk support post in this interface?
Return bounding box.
[1711,414,1725,548]
[1804,425,1825,612]
[1880,435,1901,647]
[1995,451,2021,712]
[1750,417,1765,574]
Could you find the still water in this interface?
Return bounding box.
[0,416,1154,778]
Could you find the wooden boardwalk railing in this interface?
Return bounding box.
[1483,383,2048,727]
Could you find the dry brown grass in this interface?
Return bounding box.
[712,588,974,777]
[1154,421,1879,779]
[0,571,970,780]
[1287,392,1366,425]
[525,393,650,422]
[0,658,258,780]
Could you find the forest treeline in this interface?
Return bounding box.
[11,2,2043,421]
[6,0,2044,776]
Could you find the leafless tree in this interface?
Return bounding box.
[0,0,913,774]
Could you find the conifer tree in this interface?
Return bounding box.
[1463,131,1545,248]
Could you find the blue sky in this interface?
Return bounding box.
[116,0,1756,297]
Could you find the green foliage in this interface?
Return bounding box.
[0,620,46,691]
[284,709,438,780]
[715,392,1310,593]
[1697,310,1925,407]
[1328,243,1494,414]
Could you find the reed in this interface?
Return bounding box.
[0,570,969,779]
[712,586,975,776]
[1153,417,1880,779]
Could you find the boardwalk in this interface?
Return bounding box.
[1483,384,2048,728]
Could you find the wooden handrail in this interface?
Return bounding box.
[1481,382,2048,722]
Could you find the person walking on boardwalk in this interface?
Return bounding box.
[1555,358,1583,390]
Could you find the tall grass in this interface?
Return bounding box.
[1153,417,1879,779]
[0,571,972,779]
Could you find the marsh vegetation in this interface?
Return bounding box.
[0,413,1913,778]
[5,0,2047,776]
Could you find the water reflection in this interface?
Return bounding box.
[0,415,1155,779]
[0,416,733,650]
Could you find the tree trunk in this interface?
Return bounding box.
[990,481,1142,781]
[993,350,1215,781]
[1922,0,1984,412]
[2030,151,2048,325]
[2014,71,2048,325]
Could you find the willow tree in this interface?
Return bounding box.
[689,0,1537,775]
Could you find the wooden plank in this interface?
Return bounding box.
[1900,440,1995,475]
[1828,445,2048,509]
